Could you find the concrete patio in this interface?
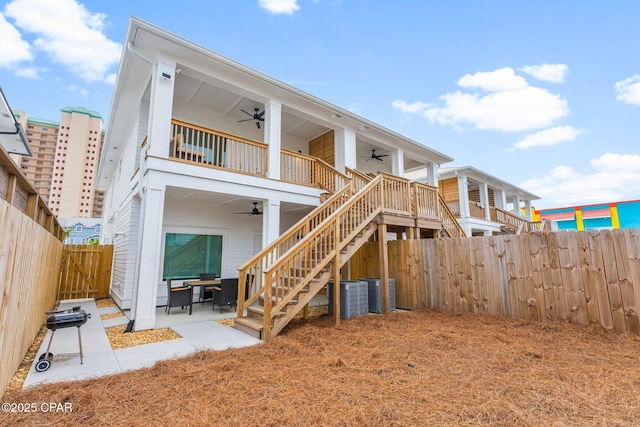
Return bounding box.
[23,298,263,389]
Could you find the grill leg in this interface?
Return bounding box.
[77,326,84,364]
[44,330,56,359]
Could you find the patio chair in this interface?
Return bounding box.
[213,278,238,312]
[166,278,193,315]
[198,273,219,306]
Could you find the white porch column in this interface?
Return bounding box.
[524,200,533,219]
[334,128,356,173]
[147,56,176,159]
[511,195,521,216]
[494,189,507,210]
[265,100,282,180]
[391,149,404,177]
[426,162,438,186]
[479,182,491,221]
[262,199,281,247]
[133,183,165,331]
[458,174,470,218]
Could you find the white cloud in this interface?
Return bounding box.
[4,0,121,82]
[391,100,430,114]
[615,75,640,105]
[259,0,300,14]
[67,85,89,98]
[590,153,640,172]
[0,12,32,68]
[458,67,528,91]
[394,67,569,132]
[513,125,586,149]
[519,63,569,83]
[14,67,39,79]
[520,153,640,208]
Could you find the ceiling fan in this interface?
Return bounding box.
[238,107,265,129]
[366,149,388,162]
[233,202,263,216]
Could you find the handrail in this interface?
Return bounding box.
[170,119,267,176]
[314,157,350,193]
[492,207,549,233]
[237,176,354,313]
[438,193,466,237]
[346,167,372,192]
[260,175,385,339]
[169,120,349,190]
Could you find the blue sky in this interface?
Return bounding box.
[1,0,639,210]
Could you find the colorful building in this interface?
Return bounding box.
[535,200,640,231]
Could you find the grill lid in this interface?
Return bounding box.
[45,306,91,330]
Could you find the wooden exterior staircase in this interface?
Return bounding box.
[234,170,465,340]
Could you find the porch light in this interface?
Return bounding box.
[0,86,33,156]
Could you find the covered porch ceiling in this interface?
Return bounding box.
[164,186,315,216]
[168,69,424,174]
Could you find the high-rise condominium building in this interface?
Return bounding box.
[14,107,105,218]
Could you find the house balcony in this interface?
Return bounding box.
[166,119,347,193]
[445,200,548,234]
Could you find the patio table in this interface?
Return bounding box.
[184,279,221,305]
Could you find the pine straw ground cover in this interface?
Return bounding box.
[4,310,640,426]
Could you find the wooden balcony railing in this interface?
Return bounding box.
[170,119,267,176]
[380,173,412,216]
[468,201,486,219]
[169,120,347,191]
[412,182,439,221]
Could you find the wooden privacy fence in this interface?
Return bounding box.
[58,245,114,300]
[348,229,640,335]
[0,199,63,398]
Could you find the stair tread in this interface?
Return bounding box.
[247,306,286,317]
[234,317,264,330]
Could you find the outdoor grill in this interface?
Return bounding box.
[36,306,91,372]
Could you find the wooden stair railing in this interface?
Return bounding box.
[237,175,357,316]
[346,167,372,192]
[493,207,547,234]
[438,193,466,237]
[236,175,386,340]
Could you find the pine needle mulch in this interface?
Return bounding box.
[4,310,640,426]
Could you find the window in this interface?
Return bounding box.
[95,225,101,233]
[163,234,222,280]
[75,224,82,232]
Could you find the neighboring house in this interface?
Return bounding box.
[535,200,640,231]
[97,17,455,334]
[60,217,102,244]
[407,166,544,236]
